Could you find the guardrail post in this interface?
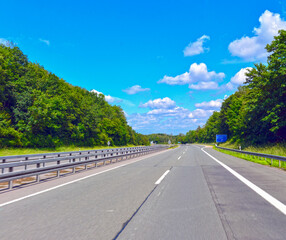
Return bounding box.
[9,180,13,190]
[279,160,281,168]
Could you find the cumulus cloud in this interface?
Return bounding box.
[189,81,219,90]
[188,109,215,119]
[90,89,123,104]
[147,107,190,117]
[105,95,122,103]
[158,63,225,90]
[128,95,218,134]
[39,38,50,46]
[228,10,286,61]
[183,35,210,56]
[226,67,252,90]
[91,89,119,103]
[127,107,198,134]
[195,99,223,109]
[123,85,150,95]
[91,89,135,106]
[140,97,176,109]
[91,89,103,95]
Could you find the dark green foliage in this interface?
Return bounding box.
[0,43,148,148]
[185,30,286,145]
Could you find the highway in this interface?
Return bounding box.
[0,145,286,240]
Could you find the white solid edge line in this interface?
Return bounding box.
[0,156,153,208]
[201,147,286,216]
[155,170,170,185]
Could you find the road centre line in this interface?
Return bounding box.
[178,156,182,160]
[155,170,170,185]
[201,147,286,215]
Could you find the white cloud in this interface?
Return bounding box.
[91,89,135,106]
[105,95,122,103]
[91,89,103,95]
[195,99,223,109]
[188,109,214,119]
[128,96,216,134]
[226,67,252,90]
[189,81,219,90]
[158,72,191,85]
[91,89,122,104]
[123,85,150,95]
[158,63,225,90]
[0,38,9,46]
[127,108,198,134]
[183,35,210,56]
[228,10,286,61]
[147,107,189,117]
[39,38,50,46]
[140,97,176,109]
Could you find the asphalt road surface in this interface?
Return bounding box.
[0,145,286,240]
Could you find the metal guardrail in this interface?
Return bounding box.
[0,147,145,163]
[0,145,168,190]
[216,146,286,167]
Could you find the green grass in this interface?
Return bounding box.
[218,142,286,157]
[214,146,286,170]
[168,145,179,149]
[0,145,138,157]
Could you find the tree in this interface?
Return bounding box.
[0,44,148,148]
[246,29,286,142]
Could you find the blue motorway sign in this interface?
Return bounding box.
[216,134,227,143]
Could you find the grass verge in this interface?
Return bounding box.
[218,142,286,157]
[214,146,286,170]
[168,145,179,149]
[0,145,138,157]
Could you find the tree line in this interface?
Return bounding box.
[184,30,286,146]
[0,43,149,148]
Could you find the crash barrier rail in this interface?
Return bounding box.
[0,145,168,190]
[216,146,286,167]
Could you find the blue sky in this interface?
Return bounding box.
[1,0,286,134]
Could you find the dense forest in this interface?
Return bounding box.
[184,30,286,145]
[0,43,149,148]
